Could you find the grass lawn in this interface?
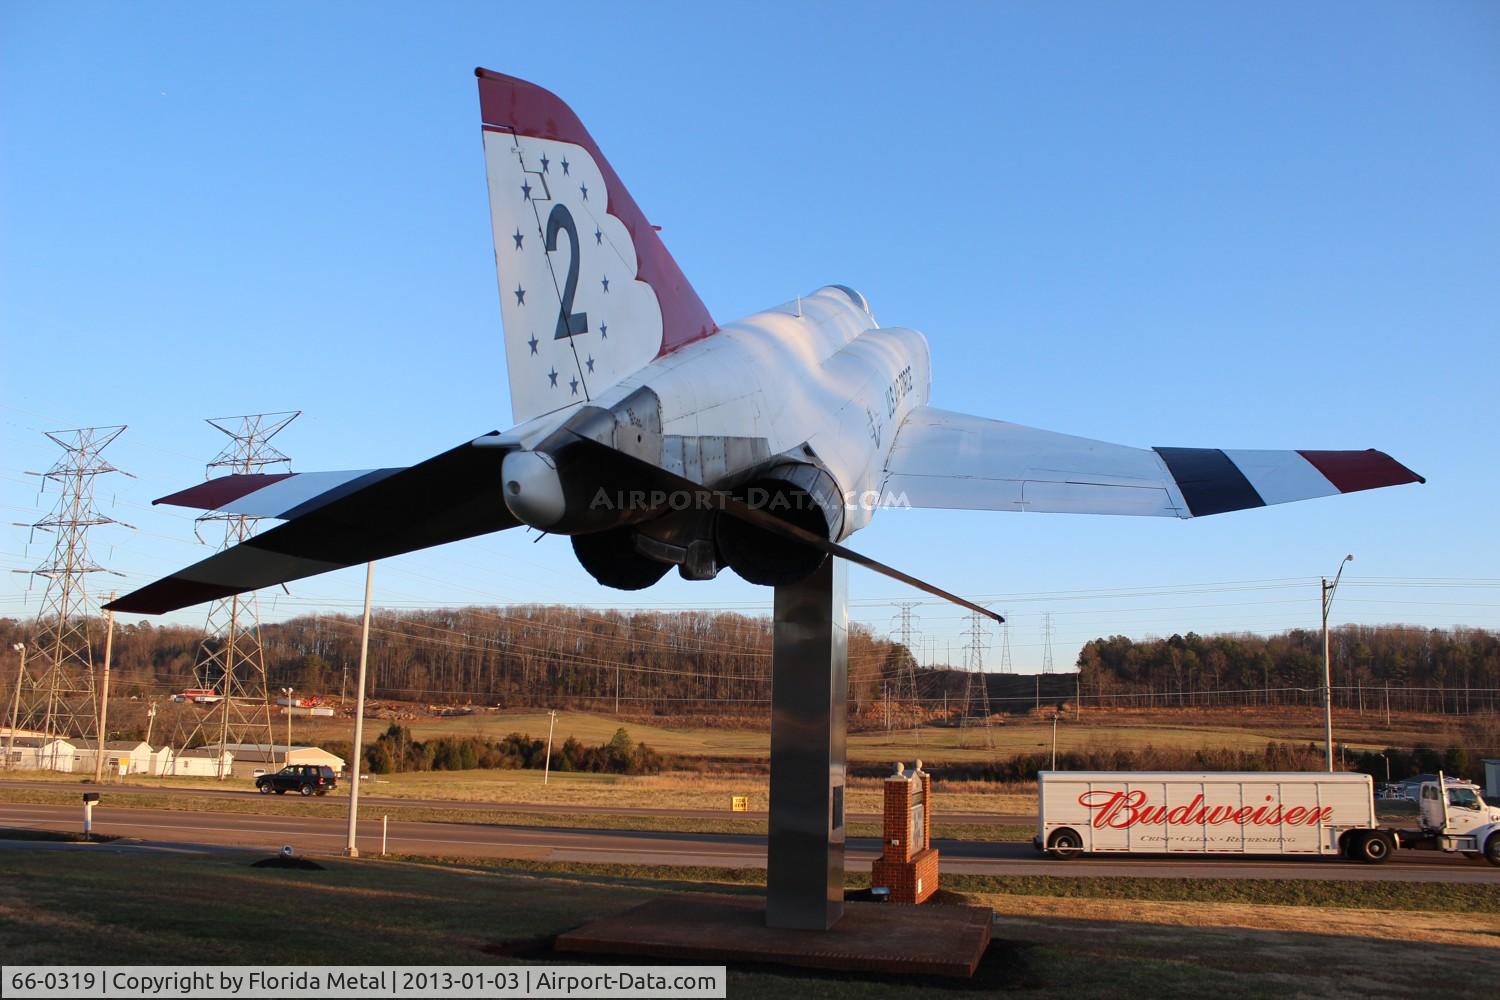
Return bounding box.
[1,847,1495,998]
[2,768,1041,818]
[0,785,1034,842]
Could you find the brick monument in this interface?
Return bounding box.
[871,759,938,903]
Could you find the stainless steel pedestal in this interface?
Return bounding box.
[766,557,848,930]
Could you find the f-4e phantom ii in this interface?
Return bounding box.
[108,70,1423,618]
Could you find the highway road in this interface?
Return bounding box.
[2,800,1494,883]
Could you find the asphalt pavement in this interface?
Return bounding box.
[2,799,1493,883]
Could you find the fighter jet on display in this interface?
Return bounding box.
[107,70,1423,617]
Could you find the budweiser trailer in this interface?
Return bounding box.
[1035,771,1395,864]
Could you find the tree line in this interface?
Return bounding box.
[0,606,909,720]
[1075,627,1500,713]
[2,612,1495,721]
[331,723,664,776]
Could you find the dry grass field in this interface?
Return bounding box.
[18,700,1489,821]
[291,703,1486,766]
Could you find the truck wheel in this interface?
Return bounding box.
[258,784,272,795]
[299,785,314,797]
[1354,831,1391,864]
[1047,829,1083,859]
[1485,835,1500,868]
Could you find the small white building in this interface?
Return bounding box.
[74,740,153,776]
[165,746,234,777]
[149,745,176,776]
[2,736,79,772]
[220,743,345,778]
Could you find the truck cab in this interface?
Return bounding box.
[1416,772,1500,865]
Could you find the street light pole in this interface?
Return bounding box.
[93,597,116,783]
[1321,554,1353,773]
[345,562,374,858]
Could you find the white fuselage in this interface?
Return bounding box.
[499,286,931,540]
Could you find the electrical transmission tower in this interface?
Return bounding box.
[8,427,131,769]
[1036,612,1056,712]
[173,412,299,776]
[1041,613,1055,674]
[889,602,923,740]
[958,609,995,749]
[998,613,1013,674]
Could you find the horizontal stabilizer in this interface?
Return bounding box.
[107,437,517,614]
[155,469,401,520]
[882,406,1422,518]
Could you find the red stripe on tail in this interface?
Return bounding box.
[475,69,716,357]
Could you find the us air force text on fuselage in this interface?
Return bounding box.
[3,966,727,999]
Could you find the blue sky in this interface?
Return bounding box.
[3,2,1497,670]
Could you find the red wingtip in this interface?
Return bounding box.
[1298,449,1425,493]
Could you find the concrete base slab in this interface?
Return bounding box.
[554,892,992,978]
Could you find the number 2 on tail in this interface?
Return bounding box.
[546,204,589,340]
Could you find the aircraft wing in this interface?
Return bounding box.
[106,436,517,614]
[880,406,1423,518]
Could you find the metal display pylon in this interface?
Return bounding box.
[766,557,847,930]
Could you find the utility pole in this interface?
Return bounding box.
[282,687,294,756]
[145,700,158,747]
[92,598,116,783]
[6,644,25,770]
[344,563,374,858]
[543,709,558,784]
[1051,712,1059,771]
[1321,555,1353,772]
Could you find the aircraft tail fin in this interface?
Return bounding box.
[476,70,716,426]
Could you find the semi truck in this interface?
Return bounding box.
[1401,771,1500,864]
[1035,770,1500,866]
